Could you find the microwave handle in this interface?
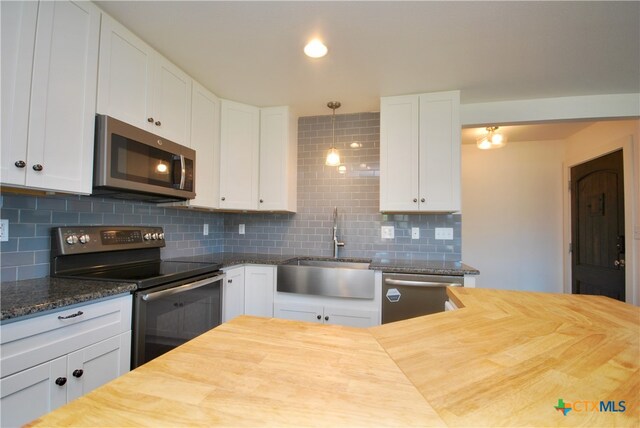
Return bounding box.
[179,155,186,190]
[172,155,186,190]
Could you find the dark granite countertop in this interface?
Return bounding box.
[369,258,479,275]
[0,277,136,322]
[173,252,478,276]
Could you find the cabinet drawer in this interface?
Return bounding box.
[0,295,132,378]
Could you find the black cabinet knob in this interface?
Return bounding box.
[221,197,226,201]
[72,369,84,378]
[259,199,264,203]
[324,316,329,321]
[32,164,43,171]
[228,279,232,283]
[147,117,154,123]
[316,315,321,320]
[14,160,26,168]
[421,198,425,203]
[55,377,67,386]
[413,198,418,203]
[155,121,161,126]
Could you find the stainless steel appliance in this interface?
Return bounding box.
[93,115,196,202]
[51,226,224,368]
[382,273,462,323]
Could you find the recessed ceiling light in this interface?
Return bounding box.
[350,142,362,148]
[304,39,328,58]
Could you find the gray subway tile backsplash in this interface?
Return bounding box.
[1,111,460,282]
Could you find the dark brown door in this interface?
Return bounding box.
[571,150,625,301]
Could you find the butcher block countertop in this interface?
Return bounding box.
[29,288,639,427]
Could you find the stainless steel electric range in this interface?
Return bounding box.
[50,226,224,369]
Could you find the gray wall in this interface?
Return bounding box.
[0,112,461,282]
[0,193,224,281]
[224,112,462,259]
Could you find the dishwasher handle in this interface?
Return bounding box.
[384,278,462,288]
[141,274,225,301]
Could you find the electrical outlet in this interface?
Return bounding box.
[411,227,420,239]
[239,224,245,235]
[435,227,454,240]
[0,219,8,242]
[203,224,209,236]
[381,225,394,239]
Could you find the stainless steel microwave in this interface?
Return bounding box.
[93,115,196,202]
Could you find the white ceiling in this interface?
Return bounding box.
[95,1,639,118]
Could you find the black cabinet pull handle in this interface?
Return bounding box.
[316,315,321,320]
[55,377,67,386]
[58,310,83,320]
[14,160,26,168]
[32,164,43,171]
[324,316,329,321]
[72,369,84,378]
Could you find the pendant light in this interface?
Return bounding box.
[477,126,507,150]
[325,101,341,166]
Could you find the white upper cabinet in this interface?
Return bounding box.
[380,90,461,212]
[219,100,260,210]
[219,101,297,212]
[0,0,100,194]
[97,14,191,145]
[259,106,297,212]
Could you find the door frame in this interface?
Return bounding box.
[562,135,636,305]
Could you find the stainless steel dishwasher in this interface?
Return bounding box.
[382,273,463,323]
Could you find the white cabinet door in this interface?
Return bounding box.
[0,0,38,186]
[418,91,461,212]
[380,95,420,211]
[66,332,131,402]
[219,100,260,210]
[188,81,220,209]
[323,306,378,328]
[274,302,323,324]
[380,91,460,212]
[97,14,192,146]
[259,106,297,212]
[0,356,67,428]
[244,266,275,317]
[1,0,99,194]
[152,56,192,144]
[222,267,245,322]
[97,14,153,133]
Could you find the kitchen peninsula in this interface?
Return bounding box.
[28,287,639,427]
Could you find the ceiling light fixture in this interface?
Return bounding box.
[325,101,341,166]
[304,39,328,58]
[477,126,507,150]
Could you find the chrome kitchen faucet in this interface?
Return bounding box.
[332,206,345,258]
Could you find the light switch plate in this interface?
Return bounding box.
[239,224,245,235]
[411,227,420,239]
[0,219,8,242]
[435,227,453,240]
[203,224,209,236]
[381,225,394,239]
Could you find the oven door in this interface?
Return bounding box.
[133,272,224,368]
[94,115,196,200]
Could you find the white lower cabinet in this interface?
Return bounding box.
[0,295,132,427]
[274,301,378,328]
[222,265,275,322]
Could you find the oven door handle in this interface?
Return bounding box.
[141,274,225,302]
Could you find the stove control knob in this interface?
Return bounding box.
[66,234,79,245]
[143,233,152,241]
[151,233,159,240]
[79,234,91,244]
[158,232,165,240]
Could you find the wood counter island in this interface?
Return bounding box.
[29,288,639,427]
